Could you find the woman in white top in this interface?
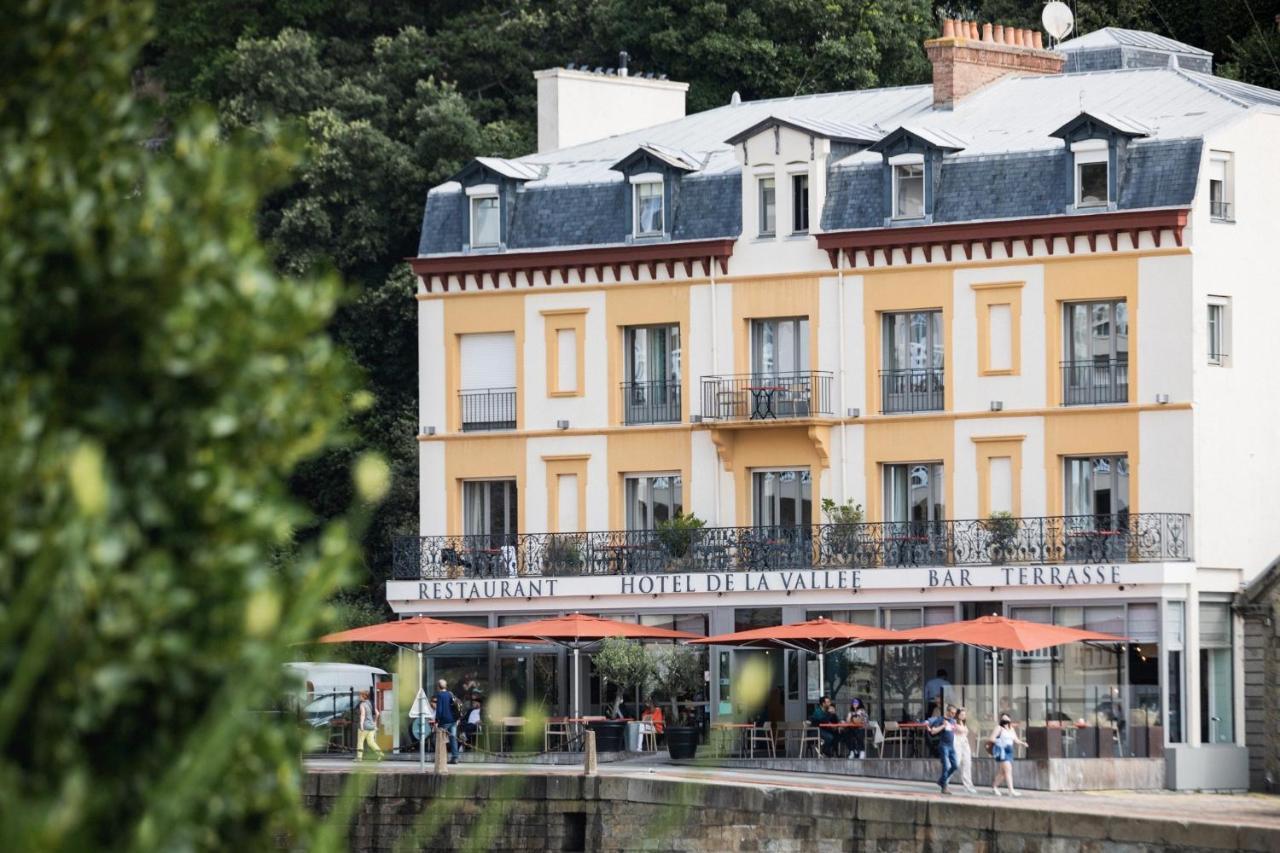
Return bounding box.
[952,707,978,794]
[987,714,1028,797]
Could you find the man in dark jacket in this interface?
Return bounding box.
[433,678,460,764]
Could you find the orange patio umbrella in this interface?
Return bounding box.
[892,614,1130,720]
[687,616,905,701]
[479,613,702,719]
[317,616,487,769]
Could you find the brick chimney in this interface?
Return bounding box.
[926,18,1065,109]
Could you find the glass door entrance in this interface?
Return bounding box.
[497,652,562,716]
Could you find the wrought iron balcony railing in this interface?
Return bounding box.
[1061,359,1128,406]
[880,367,944,414]
[621,379,681,425]
[700,371,832,421]
[391,513,1190,580]
[459,387,516,432]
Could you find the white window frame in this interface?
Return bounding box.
[1072,140,1110,208]
[630,173,664,238]
[890,154,925,220]
[757,176,776,237]
[1208,151,1233,222]
[1207,295,1231,366]
[466,184,501,248]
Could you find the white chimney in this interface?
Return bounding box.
[534,67,688,154]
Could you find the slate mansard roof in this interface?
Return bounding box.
[418,63,1278,257]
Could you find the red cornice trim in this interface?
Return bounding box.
[408,238,736,292]
[815,208,1189,268]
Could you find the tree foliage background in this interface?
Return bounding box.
[141,0,1280,625]
[0,1,386,848]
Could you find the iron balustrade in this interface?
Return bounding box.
[1210,200,1233,221]
[621,380,681,425]
[700,371,832,421]
[1060,360,1128,406]
[459,387,517,431]
[879,368,945,414]
[391,512,1190,579]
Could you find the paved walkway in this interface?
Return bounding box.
[304,755,1280,830]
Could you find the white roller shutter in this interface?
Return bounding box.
[460,332,516,390]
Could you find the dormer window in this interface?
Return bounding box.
[1072,140,1109,208]
[632,176,664,237]
[758,177,776,236]
[893,161,925,219]
[470,193,501,247]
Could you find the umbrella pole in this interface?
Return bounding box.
[991,647,999,723]
[418,644,426,773]
[817,641,826,703]
[573,646,580,720]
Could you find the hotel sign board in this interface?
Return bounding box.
[387,563,1178,604]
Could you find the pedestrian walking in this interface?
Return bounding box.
[434,678,461,764]
[988,714,1029,797]
[927,704,958,793]
[355,690,383,762]
[953,707,978,793]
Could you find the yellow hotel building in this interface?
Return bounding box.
[391,24,1280,789]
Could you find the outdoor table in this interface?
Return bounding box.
[744,385,785,419]
[819,721,866,758]
[710,722,754,756]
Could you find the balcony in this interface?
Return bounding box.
[1210,200,1233,221]
[459,387,516,432]
[1061,360,1127,406]
[391,513,1190,579]
[621,380,681,425]
[700,371,832,421]
[879,368,944,414]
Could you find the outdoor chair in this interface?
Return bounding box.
[774,721,804,757]
[544,719,571,752]
[747,722,776,758]
[798,723,822,759]
[640,722,659,752]
[326,718,350,753]
[880,721,907,758]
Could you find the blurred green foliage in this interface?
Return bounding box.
[0,1,376,849]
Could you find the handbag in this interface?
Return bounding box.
[984,739,994,756]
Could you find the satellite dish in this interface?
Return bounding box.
[1042,1,1075,42]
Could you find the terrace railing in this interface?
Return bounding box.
[700,371,833,421]
[1061,360,1128,406]
[391,513,1190,580]
[459,387,517,431]
[621,379,681,425]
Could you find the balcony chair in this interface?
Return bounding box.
[798,722,822,759]
[774,721,804,757]
[880,721,907,758]
[544,718,571,752]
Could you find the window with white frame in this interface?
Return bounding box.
[893,162,925,219]
[1207,295,1231,365]
[758,176,776,236]
[1073,140,1109,207]
[470,194,501,247]
[1209,152,1233,221]
[632,178,664,237]
[791,173,809,233]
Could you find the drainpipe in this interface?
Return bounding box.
[837,251,849,503]
[709,256,722,525]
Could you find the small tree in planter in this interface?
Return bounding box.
[655,512,706,570]
[821,498,864,560]
[541,534,584,576]
[592,637,655,719]
[984,511,1019,563]
[647,644,706,759]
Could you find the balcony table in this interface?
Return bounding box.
[595,543,654,575]
[744,385,786,420]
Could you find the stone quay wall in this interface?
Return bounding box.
[301,771,1277,852]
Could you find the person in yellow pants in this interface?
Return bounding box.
[355,689,383,761]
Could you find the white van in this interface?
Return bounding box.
[283,662,388,728]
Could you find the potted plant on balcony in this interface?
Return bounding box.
[984,511,1019,564]
[591,637,655,751]
[541,534,583,576]
[655,512,706,571]
[821,498,864,563]
[647,643,705,760]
